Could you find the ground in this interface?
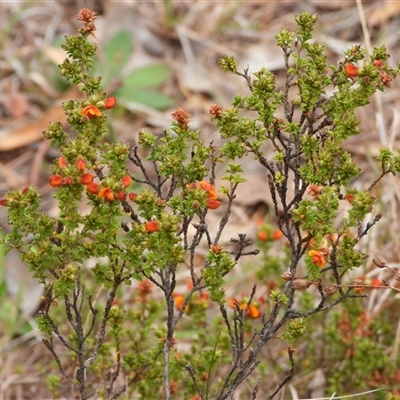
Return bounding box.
[1,1,400,399]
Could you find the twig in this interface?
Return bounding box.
[266,347,295,400]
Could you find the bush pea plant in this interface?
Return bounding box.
[2,8,400,400]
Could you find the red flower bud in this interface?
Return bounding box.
[106,191,115,201]
[210,244,222,254]
[87,182,99,194]
[121,174,132,188]
[105,97,116,109]
[81,173,94,185]
[64,176,74,186]
[345,63,358,78]
[117,190,126,201]
[58,157,67,168]
[0,198,8,206]
[373,59,383,68]
[76,157,86,171]
[49,175,63,187]
[145,221,160,233]
[128,192,137,202]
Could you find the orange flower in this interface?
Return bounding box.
[87,182,99,194]
[344,63,358,78]
[173,293,188,312]
[80,173,94,185]
[353,277,365,293]
[248,304,262,319]
[198,181,220,208]
[228,298,261,318]
[76,157,86,171]
[208,187,218,200]
[228,298,238,309]
[49,175,63,187]
[273,229,283,240]
[357,277,382,292]
[145,221,160,233]
[373,59,383,69]
[199,181,218,199]
[308,250,325,267]
[58,157,67,168]
[198,292,210,301]
[104,97,116,109]
[257,231,268,241]
[121,174,132,188]
[207,199,221,210]
[82,105,102,119]
[370,278,382,288]
[98,187,115,201]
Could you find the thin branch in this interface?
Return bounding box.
[266,347,295,400]
[185,364,205,400]
[42,338,78,388]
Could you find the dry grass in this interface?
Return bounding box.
[1,1,400,399]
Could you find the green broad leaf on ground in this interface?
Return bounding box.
[104,29,134,79]
[121,64,171,89]
[115,63,173,109]
[116,90,174,110]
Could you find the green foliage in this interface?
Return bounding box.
[297,300,400,399]
[46,374,61,398]
[281,318,308,341]
[386,394,400,400]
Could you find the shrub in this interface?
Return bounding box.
[2,8,400,400]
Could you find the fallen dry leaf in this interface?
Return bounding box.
[368,1,400,27]
[0,87,81,152]
[0,90,29,119]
